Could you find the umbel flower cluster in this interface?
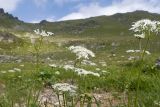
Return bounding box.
[126,49,151,55]
[68,46,95,59]
[130,19,160,38]
[134,33,145,39]
[63,64,100,77]
[30,29,54,44]
[34,29,54,37]
[52,83,77,94]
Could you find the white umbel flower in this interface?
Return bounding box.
[134,33,145,39]
[126,50,135,53]
[40,30,49,37]
[8,70,15,73]
[34,29,40,35]
[13,68,21,72]
[49,64,57,68]
[63,65,100,77]
[154,100,160,106]
[68,46,95,59]
[34,29,54,37]
[52,83,77,94]
[126,49,151,55]
[47,32,54,35]
[81,60,96,66]
[1,71,6,73]
[55,71,60,75]
[63,65,75,70]
[74,68,100,77]
[145,51,151,55]
[153,21,160,33]
[130,19,157,33]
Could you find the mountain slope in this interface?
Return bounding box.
[0,9,160,37]
[36,10,160,37]
[0,8,33,31]
[0,9,23,28]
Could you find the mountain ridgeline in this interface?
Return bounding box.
[0,8,160,37]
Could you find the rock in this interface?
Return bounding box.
[38,88,59,106]
[0,31,21,43]
[0,55,18,63]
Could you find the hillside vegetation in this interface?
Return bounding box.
[1,8,160,37]
[0,8,160,107]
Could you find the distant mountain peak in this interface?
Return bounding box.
[133,10,149,13]
[0,8,4,14]
[127,10,160,16]
[40,20,49,24]
[0,8,22,22]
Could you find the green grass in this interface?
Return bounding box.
[0,11,160,106]
[0,33,159,106]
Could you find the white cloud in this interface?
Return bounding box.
[59,0,160,21]
[30,20,42,23]
[46,16,55,22]
[0,0,22,12]
[34,0,80,7]
[53,0,80,6]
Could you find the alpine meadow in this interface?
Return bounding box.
[0,0,160,107]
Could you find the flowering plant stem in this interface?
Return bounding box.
[33,36,43,72]
[74,59,81,67]
[135,37,150,107]
[62,93,67,107]
[139,39,142,52]
[57,93,61,107]
[80,95,86,107]
[34,45,40,72]
[93,96,101,107]
[71,97,74,107]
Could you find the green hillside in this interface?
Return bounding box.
[0,8,160,107]
[35,11,160,37]
[1,8,160,37]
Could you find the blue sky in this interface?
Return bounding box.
[0,0,160,23]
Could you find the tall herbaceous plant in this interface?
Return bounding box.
[130,19,160,106]
[31,29,54,71]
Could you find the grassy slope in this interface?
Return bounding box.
[35,11,160,37]
[0,10,160,59]
[1,10,160,37]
